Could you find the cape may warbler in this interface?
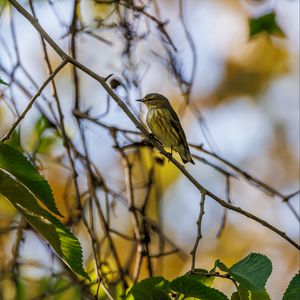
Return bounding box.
[137,93,195,164]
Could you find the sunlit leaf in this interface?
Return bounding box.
[16,277,26,300]
[0,142,62,217]
[0,169,89,279]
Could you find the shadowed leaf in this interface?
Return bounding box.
[125,277,170,300]
[229,253,272,291]
[283,272,300,300]
[185,269,215,287]
[170,275,228,300]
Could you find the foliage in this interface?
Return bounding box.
[216,253,272,291]
[0,142,62,216]
[0,78,9,85]
[125,277,170,300]
[283,272,300,300]
[0,142,89,279]
[170,275,228,300]
[249,12,285,38]
[124,253,295,300]
[0,0,298,299]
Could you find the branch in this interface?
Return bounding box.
[191,143,300,221]
[190,191,206,271]
[0,58,68,142]
[8,0,299,251]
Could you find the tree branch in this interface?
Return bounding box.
[1,58,68,142]
[8,0,299,251]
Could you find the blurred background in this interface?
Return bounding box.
[0,0,299,299]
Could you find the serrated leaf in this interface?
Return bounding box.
[0,142,62,217]
[0,169,89,279]
[125,277,170,300]
[229,253,272,291]
[170,276,228,300]
[185,269,215,287]
[249,12,285,38]
[283,272,300,300]
[0,78,9,85]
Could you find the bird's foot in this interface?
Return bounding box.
[148,133,155,139]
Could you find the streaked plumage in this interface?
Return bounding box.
[137,93,194,164]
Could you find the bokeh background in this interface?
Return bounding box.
[0,0,299,299]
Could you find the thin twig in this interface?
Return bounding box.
[190,191,206,271]
[217,175,231,238]
[1,58,68,142]
[8,0,300,253]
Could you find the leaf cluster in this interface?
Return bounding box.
[125,253,298,300]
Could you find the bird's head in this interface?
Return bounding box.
[136,93,170,109]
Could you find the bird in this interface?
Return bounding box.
[137,93,195,164]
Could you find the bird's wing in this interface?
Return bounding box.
[168,110,190,151]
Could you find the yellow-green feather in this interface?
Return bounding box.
[146,107,194,164]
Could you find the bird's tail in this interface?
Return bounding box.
[176,145,195,165]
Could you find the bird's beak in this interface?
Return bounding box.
[136,99,144,103]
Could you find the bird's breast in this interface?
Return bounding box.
[146,109,180,147]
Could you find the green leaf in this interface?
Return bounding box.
[283,272,300,300]
[0,78,9,85]
[231,287,271,300]
[125,277,170,300]
[185,269,215,287]
[250,289,271,300]
[0,169,89,279]
[231,287,249,300]
[37,132,60,154]
[34,116,49,139]
[16,277,26,300]
[4,129,22,151]
[229,253,272,291]
[170,276,228,300]
[215,260,230,273]
[0,142,62,217]
[249,12,285,38]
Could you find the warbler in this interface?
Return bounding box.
[137,93,195,164]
